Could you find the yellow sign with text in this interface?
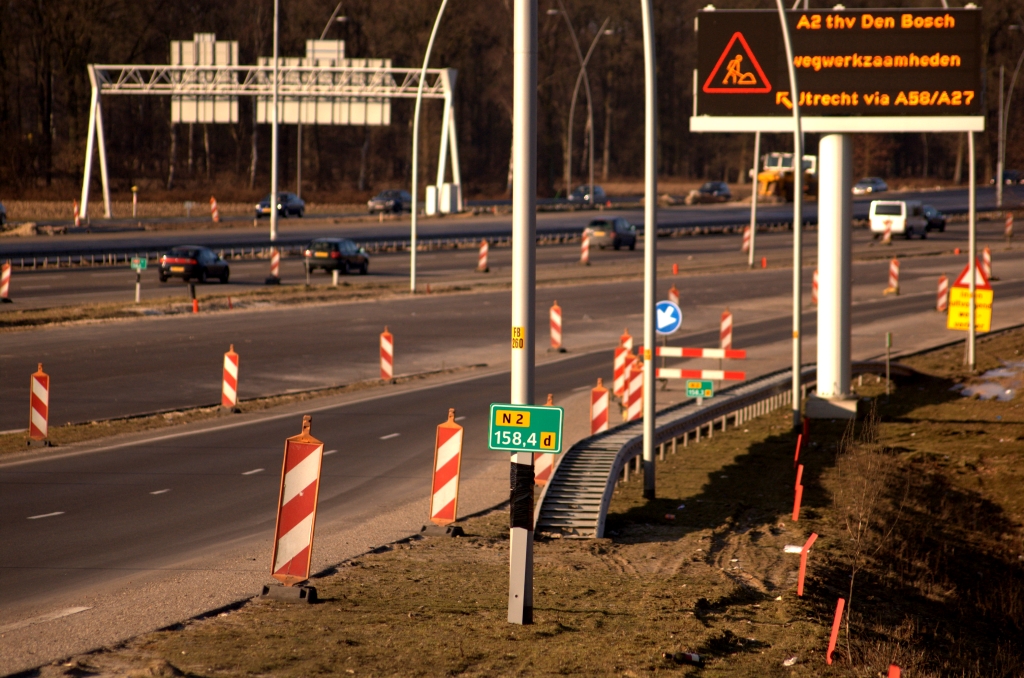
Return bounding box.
[947,287,992,332]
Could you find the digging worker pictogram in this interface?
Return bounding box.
[723,54,757,85]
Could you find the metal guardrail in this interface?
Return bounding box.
[535,360,916,538]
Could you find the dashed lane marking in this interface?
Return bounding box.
[324,449,338,456]
[0,607,91,634]
[27,512,64,520]
[380,433,400,440]
[150,489,171,495]
[242,468,264,475]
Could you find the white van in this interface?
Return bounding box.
[869,200,928,239]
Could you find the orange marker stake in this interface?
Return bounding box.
[826,598,846,665]
[888,665,901,678]
[796,532,818,596]
[793,433,803,468]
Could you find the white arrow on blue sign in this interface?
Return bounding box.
[655,300,682,335]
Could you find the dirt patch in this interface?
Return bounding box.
[20,335,1024,677]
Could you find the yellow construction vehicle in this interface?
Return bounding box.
[756,152,818,202]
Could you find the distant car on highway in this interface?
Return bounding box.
[870,200,928,239]
[569,184,607,204]
[586,217,636,250]
[853,177,888,195]
[922,204,946,232]
[304,238,370,275]
[684,181,732,205]
[990,170,1024,185]
[255,192,305,218]
[158,246,230,283]
[367,189,411,214]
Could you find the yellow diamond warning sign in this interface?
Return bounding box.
[703,32,772,94]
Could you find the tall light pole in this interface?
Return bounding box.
[640,0,657,499]
[550,1,597,205]
[565,19,612,208]
[270,0,280,242]
[997,27,1024,209]
[508,0,537,625]
[409,0,449,293]
[776,0,803,429]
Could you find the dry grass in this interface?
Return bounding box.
[26,332,1024,678]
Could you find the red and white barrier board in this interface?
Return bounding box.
[741,225,751,253]
[656,368,745,381]
[29,363,50,441]
[667,284,679,306]
[937,274,949,312]
[1,261,11,302]
[380,327,394,380]
[477,240,489,272]
[626,362,643,421]
[210,196,221,222]
[222,344,240,410]
[550,301,562,350]
[884,258,900,295]
[270,415,324,586]
[270,248,281,280]
[591,378,609,434]
[652,346,746,360]
[613,347,631,397]
[580,233,590,265]
[720,309,733,351]
[430,409,464,523]
[812,269,819,305]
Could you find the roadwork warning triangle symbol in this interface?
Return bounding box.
[952,260,992,290]
[703,32,772,94]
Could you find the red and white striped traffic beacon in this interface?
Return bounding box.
[477,240,489,273]
[222,344,240,412]
[1,261,12,303]
[380,327,394,381]
[430,408,464,524]
[883,258,900,295]
[29,363,50,445]
[626,360,643,422]
[667,284,679,306]
[210,196,221,222]
[534,395,556,486]
[613,347,631,397]
[936,275,949,312]
[269,415,324,588]
[550,301,563,350]
[591,378,609,434]
[720,309,733,351]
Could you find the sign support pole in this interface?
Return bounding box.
[775,0,802,429]
[641,0,658,500]
[270,0,279,243]
[968,131,976,370]
[508,0,537,626]
[748,131,760,268]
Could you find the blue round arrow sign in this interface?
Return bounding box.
[655,300,683,335]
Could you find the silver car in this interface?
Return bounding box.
[585,218,636,250]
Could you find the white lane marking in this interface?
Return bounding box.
[242,468,264,475]
[454,416,466,422]
[150,489,171,495]
[21,285,53,290]
[380,433,400,440]
[27,512,64,520]
[0,606,91,634]
[573,384,593,391]
[323,449,338,456]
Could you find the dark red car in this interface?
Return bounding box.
[158,246,230,283]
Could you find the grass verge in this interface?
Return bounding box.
[25,332,1024,678]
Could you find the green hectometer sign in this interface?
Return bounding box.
[686,380,714,399]
[131,257,148,270]
[488,403,564,454]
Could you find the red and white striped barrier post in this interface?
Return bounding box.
[580,232,591,265]
[883,258,900,296]
[550,301,563,351]
[380,327,394,381]
[812,269,819,305]
[591,378,609,434]
[1,261,11,303]
[477,240,489,273]
[430,408,464,523]
[210,196,221,223]
[792,464,804,522]
[620,328,633,351]
[269,415,324,589]
[881,218,892,245]
[73,200,81,227]
[937,274,949,312]
[796,532,818,596]
[656,367,746,381]
[720,309,733,351]
[613,347,631,397]
[534,395,555,486]
[1006,212,1014,246]
[29,363,50,444]
[982,246,994,280]
[626,361,643,421]
[667,284,679,306]
[266,247,281,285]
[741,225,751,253]
[826,598,846,665]
[222,344,240,412]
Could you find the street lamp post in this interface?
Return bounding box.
[270,0,280,242]
[996,33,1024,209]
